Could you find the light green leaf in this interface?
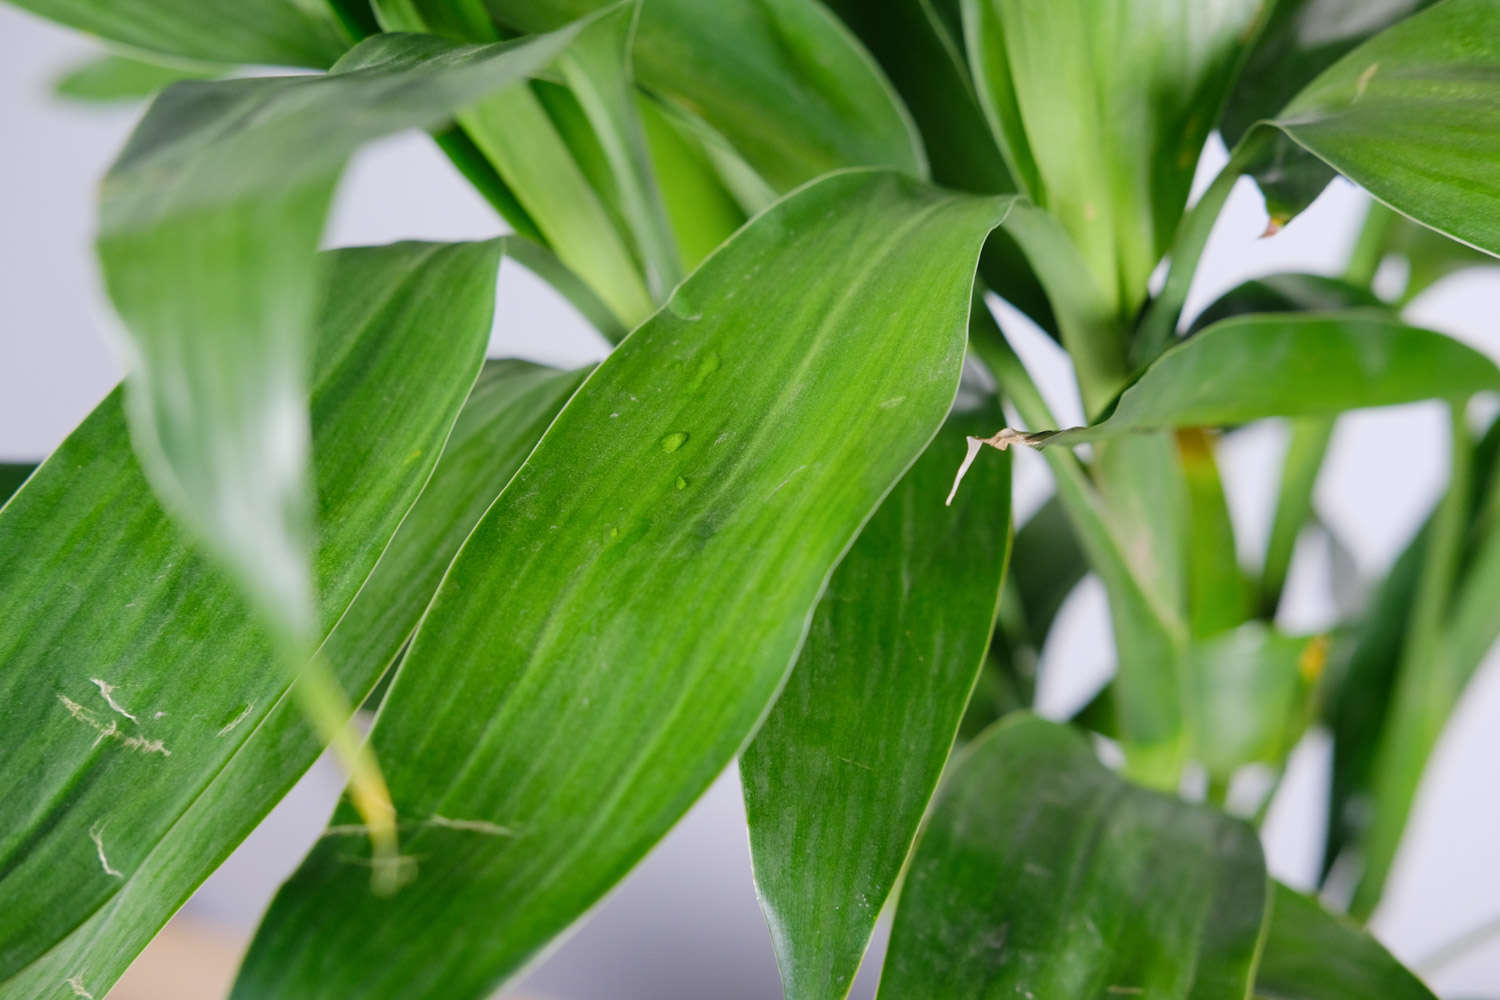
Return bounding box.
[961,0,1263,314]
[1220,0,1436,223]
[1191,624,1323,781]
[1270,0,1500,259]
[999,312,1500,451]
[0,357,584,1000]
[482,0,927,191]
[8,0,351,68]
[1255,883,1437,1000]
[98,17,599,648]
[231,170,1012,1000]
[636,94,745,272]
[0,240,502,984]
[372,2,658,325]
[879,714,1269,999]
[53,52,215,103]
[741,399,1013,1000]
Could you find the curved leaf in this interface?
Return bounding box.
[1220,0,1436,222]
[1255,883,1437,1000]
[1009,312,1500,450]
[741,398,1013,1000]
[482,0,927,190]
[53,53,215,103]
[7,0,350,68]
[1270,0,1500,258]
[231,170,1012,1000]
[0,358,582,1000]
[879,714,1268,999]
[0,240,500,983]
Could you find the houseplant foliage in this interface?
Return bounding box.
[2,0,1499,996]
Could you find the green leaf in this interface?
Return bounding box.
[372,3,659,325]
[1191,624,1323,781]
[53,53,215,103]
[231,170,1014,1000]
[1255,883,1437,1000]
[1269,0,1500,258]
[740,399,1013,1000]
[0,240,501,984]
[0,357,584,1000]
[1006,312,1500,450]
[879,714,1269,999]
[8,0,351,68]
[1190,274,1385,332]
[98,17,600,650]
[482,0,927,191]
[1220,1,1436,223]
[636,94,746,272]
[961,0,1263,313]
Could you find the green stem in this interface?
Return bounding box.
[1134,138,1262,366]
[1260,418,1335,618]
[1344,199,1398,291]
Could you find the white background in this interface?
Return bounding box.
[3,6,1499,997]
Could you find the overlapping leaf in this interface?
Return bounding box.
[1007,312,1500,450]
[879,714,1268,999]
[1269,0,1500,258]
[0,240,501,984]
[481,0,927,191]
[231,170,1012,1000]
[1255,884,1437,1000]
[962,0,1263,314]
[741,399,1013,1000]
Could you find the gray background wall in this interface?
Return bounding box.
[3,6,1499,997]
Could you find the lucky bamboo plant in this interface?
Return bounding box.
[2,0,1498,997]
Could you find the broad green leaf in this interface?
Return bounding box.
[98,17,600,650]
[7,0,350,68]
[1220,0,1436,222]
[0,240,500,983]
[879,714,1268,999]
[231,170,1012,1000]
[53,53,215,103]
[1270,0,1500,259]
[741,399,1013,1000]
[482,0,927,191]
[1190,273,1385,332]
[1002,313,1500,451]
[637,95,745,272]
[1191,624,1323,781]
[961,0,1263,314]
[1255,883,1437,1000]
[0,358,583,1000]
[0,463,34,506]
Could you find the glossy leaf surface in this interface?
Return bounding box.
[0,240,500,983]
[7,0,349,67]
[741,400,1013,1000]
[482,0,926,191]
[232,171,1011,1000]
[1,358,581,1000]
[98,18,595,650]
[1018,312,1500,450]
[962,0,1262,312]
[879,714,1268,999]
[1221,0,1435,221]
[1271,0,1500,258]
[1255,884,1437,1000]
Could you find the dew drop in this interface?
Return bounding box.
[659,431,689,453]
[691,352,721,389]
[675,476,688,491]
